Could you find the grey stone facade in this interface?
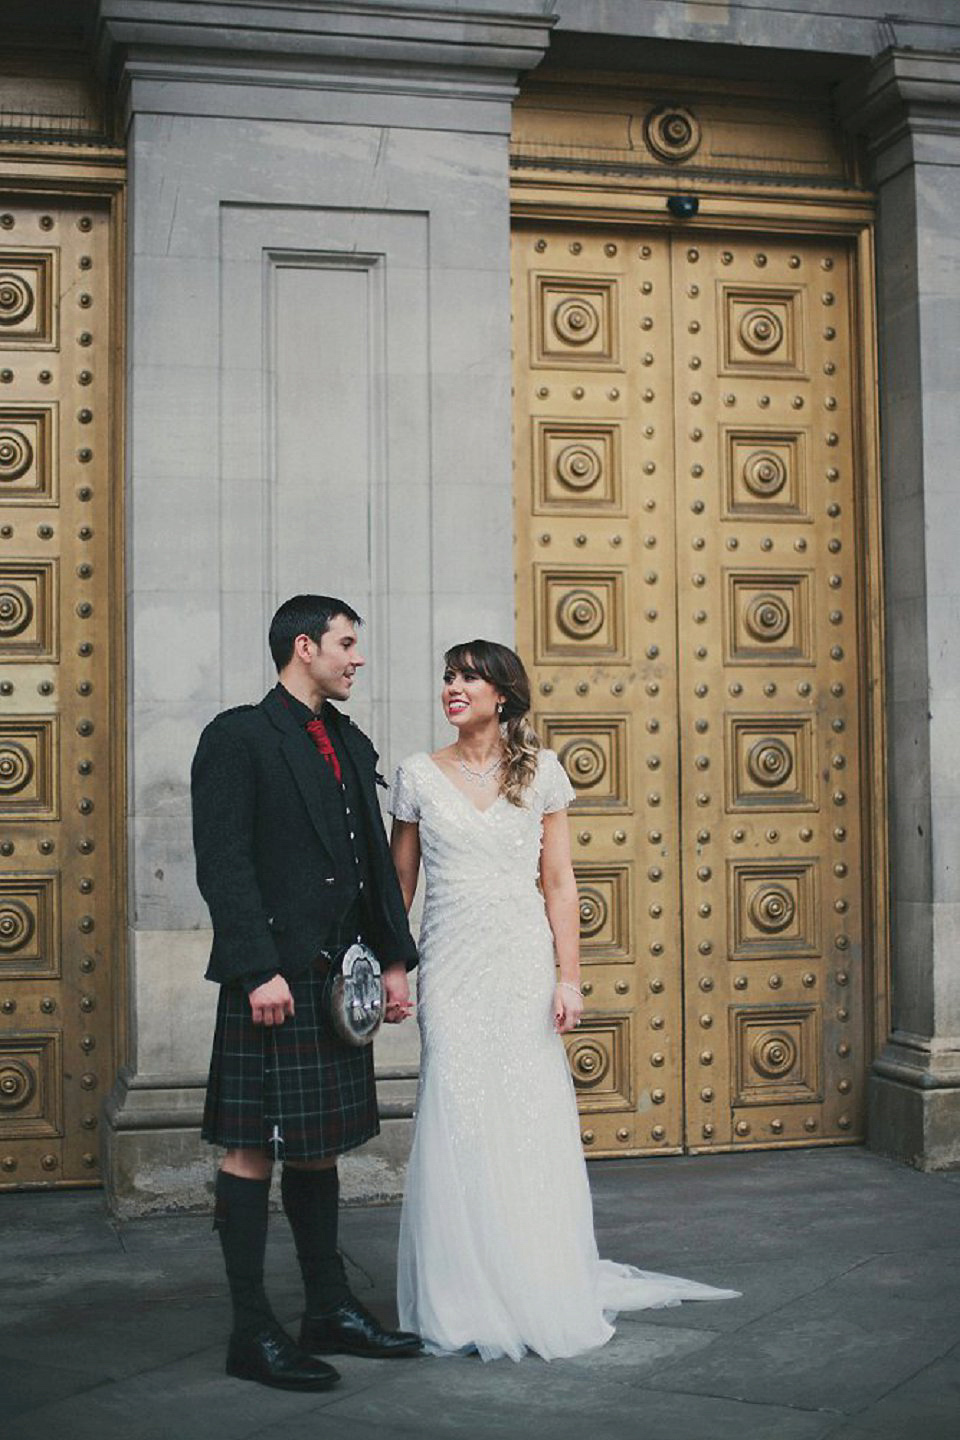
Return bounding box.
[6,1,959,1207]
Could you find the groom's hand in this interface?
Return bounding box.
[383,965,413,1024]
[249,974,295,1027]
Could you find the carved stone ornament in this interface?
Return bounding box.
[747,736,794,788]
[0,898,35,951]
[0,273,34,327]
[0,1057,35,1109]
[751,1029,799,1080]
[0,740,33,795]
[578,885,608,938]
[743,449,788,498]
[0,428,32,482]
[748,882,796,933]
[560,737,607,789]
[0,582,32,637]
[643,104,702,164]
[569,1037,610,1088]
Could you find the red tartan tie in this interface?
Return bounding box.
[306,715,342,783]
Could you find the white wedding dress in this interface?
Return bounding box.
[389,749,739,1362]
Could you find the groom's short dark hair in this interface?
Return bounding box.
[268,594,363,670]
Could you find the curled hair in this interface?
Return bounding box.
[444,640,540,806]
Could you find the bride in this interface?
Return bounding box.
[388,640,739,1362]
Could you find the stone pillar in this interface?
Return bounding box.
[840,51,960,1169]
[96,0,554,1214]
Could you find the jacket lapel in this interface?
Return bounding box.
[261,689,335,864]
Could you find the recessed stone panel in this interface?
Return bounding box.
[726,715,816,811]
[720,284,804,375]
[540,715,629,812]
[0,718,58,819]
[726,571,813,665]
[535,567,625,661]
[729,859,820,960]
[723,428,807,519]
[565,1014,632,1110]
[0,250,57,348]
[0,561,57,660]
[0,874,60,979]
[534,420,622,512]
[0,1032,62,1138]
[731,1004,822,1106]
[0,405,56,504]
[533,274,619,368]
[573,862,630,960]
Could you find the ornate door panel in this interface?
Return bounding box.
[513,223,868,1155]
[0,197,119,1187]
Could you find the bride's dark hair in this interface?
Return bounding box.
[444,640,540,807]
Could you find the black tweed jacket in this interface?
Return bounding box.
[191,684,417,989]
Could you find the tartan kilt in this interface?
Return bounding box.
[201,960,380,1161]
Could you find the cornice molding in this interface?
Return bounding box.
[838,48,960,151]
[95,0,557,106]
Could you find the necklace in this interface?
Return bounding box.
[455,750,503,786]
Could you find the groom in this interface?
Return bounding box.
[191,595,420,1391]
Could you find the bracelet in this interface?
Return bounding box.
[557,980,582,997]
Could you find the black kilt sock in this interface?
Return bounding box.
[213,1170,276,1338]
[281,1164,351,1315]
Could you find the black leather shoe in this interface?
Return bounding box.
[300,1300,422,1359]
[226,1323,342,1390]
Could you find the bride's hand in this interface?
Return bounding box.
[554,981,583,1034]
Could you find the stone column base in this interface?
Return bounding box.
[103,1066,415,1217]
[869,1042,960,1171]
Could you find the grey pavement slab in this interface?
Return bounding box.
[2,1148,959,1438]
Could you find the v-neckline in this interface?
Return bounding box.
[424,753,504,818]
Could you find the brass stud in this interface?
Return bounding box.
[0,369,13,384]
[698,902,712,917]
[616,1127,629,1142]
[572,386,585,400]
[39,996,55,1014]
[804,1117,818,1132]
[723,393,736,406]
[1,1156,17,1172]
[41,1154,58,1171]
[732,829,745,842]
[699,1013,713,1028]
[736,1120,751,1135]
[700,1050,713,1065]
[615,980,629,995]
[608,388,620,400]
[699,976,714,992]
[82,1153,98,1168]
[702,1122,715,1138]
[613,830,627,845]
[581,981,593,996]
[649,903,662,918]
[769,973,783,989]
[652,1089,665,1104]
[800,828,813,842]
[80,1072,97,1089]
[771,1118,784,1133]
[734,975,748,990]
[838,1078,852,1094]
[838,1115,851,1131]
[649,978,664,994]
[836,970,849,986]
[0,999,14,1014]
[651,1052,664,1066]
[690,391,702,405]
[652,1126,666,1141]
[577,831,591,845]
[537,386,549,398]
[582,1130,595,1145]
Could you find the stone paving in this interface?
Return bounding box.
[2,1147,959,1439]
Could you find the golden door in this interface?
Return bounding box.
[0,195,120,1186]
[514,223,870,1155]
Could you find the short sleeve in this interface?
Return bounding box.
[540,749,576,814]
[388,760,420,823]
